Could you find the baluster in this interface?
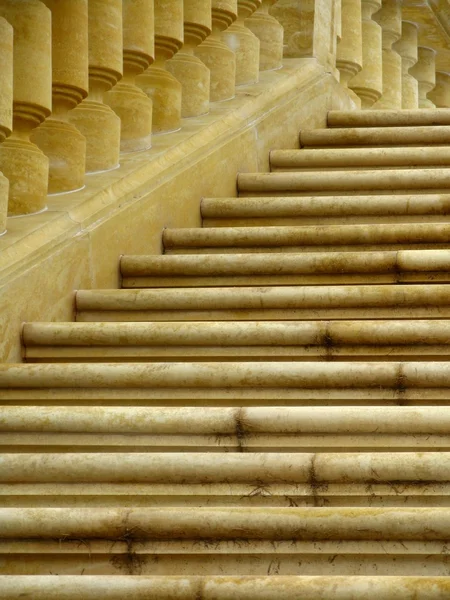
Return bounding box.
[348,0,382,108]
[394,20,418,109]
[195,0,238,103]
[245,0,283,72]
[428,71,450,108]
[410,46,436,108]
[223,0,261,87]
[372,0,402,109]
[105,0,154,152]
[31,0,88,195]
[0,0,51,216]
[167,0,212,118]
[69,0,123,174]
[136,0,184,134]
[336,0,363,106]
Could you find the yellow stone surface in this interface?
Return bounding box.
[428,70,450,107]
[410,45,437,108]
[223,0,261,87]
[394,20,419,109]
[0,17,12,235]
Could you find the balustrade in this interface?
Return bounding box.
[245,0,283,72]
[69,0,123,173]
[0,0,448,233]
[166,0,212,118]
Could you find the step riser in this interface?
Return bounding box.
[299,127,450,147]
[328,109,450,128]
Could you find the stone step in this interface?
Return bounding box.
[299,126,450,148]
[0,576,449,599]
[22,320,450,362]
[3,406,450,453]
[237,169,450,197]
[75,284,450,322]
[120,250,450,287]
[1,452,449,483]
[0,361,449,401]
[270,147,450,171]
[201,194,450,227]
[328,109,450,128]
[162,223,450,254]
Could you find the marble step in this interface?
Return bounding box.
[22,320,450,362]
[328,109,450,128]
[120,249,450,287]
[270,147,450,171]
[201,194,450,227]
[1,576,449,599]
[3,406,450,453]
[0,361,449,402]
[299,126,450,148]
[75,284,450,322]
[162,223,450,254]
[237,169,450,197]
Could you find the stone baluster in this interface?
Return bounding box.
[348,0,382,108]
[0,18,12,234]
[31,0,88,195]
[223,1,261,87]
[69,0,122,174]
[269,1,303,58]
[336,0,362,106]
[104,0,154,152]
[393,20,418,109]
[195,1,238,103]
[428,71,450,108]
[245,0,283,72]
[372,0,402,109]
[166,0,212,118]
[136,0,184,134]
[0,0,51,216]
[410,46,436,108]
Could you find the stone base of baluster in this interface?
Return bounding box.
[372,50,402,109]
[245,11,283,72]
[349,19,382,109]
[31,118,86,195]
[196,37,236,103]
[137,66,182,135]
[0,171,8,234]
[69,100,121,174]
[0,137,48,216]
[104,82,153,153]
[167,52,210,119]
[223,22,260,86]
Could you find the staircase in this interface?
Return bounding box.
[2,109,450,598]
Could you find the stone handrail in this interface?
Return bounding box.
[0,0,449,233]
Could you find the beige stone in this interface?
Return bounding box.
[410,46,437,108]
[195,0,238,102]
[223,1,261,87]
[245,0,283,72]
[428,71,450,108]
[69,0,123,173]
[105,0,154,152]
[166,0,212,119]
[136,0,184,134]
[372,0,402,109]
[336,0,362,105]
[348,0,382,108]
[0,0,51,216]
[31,0,88,195]
[394,21,419,109]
